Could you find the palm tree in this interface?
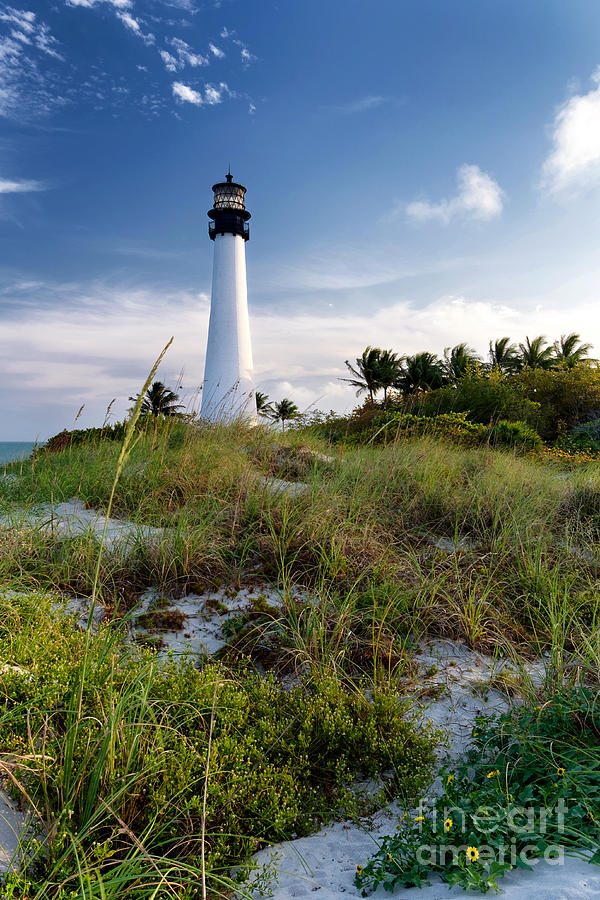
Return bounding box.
[256,391,274,418]
[270,398,299,431]
[518,335,555,370]
[129,381,184,418]
[488,337,520,374]
[553,333,593,368]
[340,346,383,404]
[375,349,403,407]
[443,343,481,384]
[395,352,446,395]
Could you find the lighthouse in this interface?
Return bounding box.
[200,172,257,424]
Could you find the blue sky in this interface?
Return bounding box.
[2,0,600,439]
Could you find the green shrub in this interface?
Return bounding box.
[558,418,600,453]
[513,366,600,440]
[402,372,542,429]
[344,411,488,447]
[341,409,542,454]
[42,422,128,453]
[0,592,438,891]
[488,420,543,451]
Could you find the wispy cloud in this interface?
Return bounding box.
[218,28,256,67]
[406,164,505,225]
[172,79,228,105]
[0,6,66,119]
[66,0,155,45]
[336,95,393,114]
[541,66,600,196]
[208,41,224,58]
[65,0,132,9]
[0,6,62,58]
[239,45,255,66]
[116,10,154,44]
[0,176,46,192]
[161,35,207,69]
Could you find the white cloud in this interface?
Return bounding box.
[172,80,228,106]
[209,42,224,58]
[66,0,154,43]
[203,82,223,104]
[406,164,504,224]
[0,7,62,57]
[172,80,202,104]
[163,36,207,69]
[65,0,132,8]
[0,7,36,30]
[239,45,255,65]
[0,176,45,192]
[160,49,178,72]
[541,67,600,195]
[116,10,154,44]
[0,9,65,119]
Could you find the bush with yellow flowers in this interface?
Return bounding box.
[355,687,600,894]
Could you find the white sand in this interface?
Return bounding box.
[0,789,26,876]
[132,584,295,657]
[259,476,310,498]
[0,497,162,550]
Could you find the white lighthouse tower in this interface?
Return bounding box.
[200,172,257,424]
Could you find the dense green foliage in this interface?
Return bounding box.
[42,422,127,453]
[334,336,600,445]
[0,591,437,896]
[342,410,542,451]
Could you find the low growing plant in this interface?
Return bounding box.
[356,688,600,894]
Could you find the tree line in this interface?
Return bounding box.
[341,334,594,406]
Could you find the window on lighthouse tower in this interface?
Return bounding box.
[213,182,245,210]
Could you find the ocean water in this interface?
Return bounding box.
[0,442,36,464]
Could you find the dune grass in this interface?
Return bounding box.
[1,416,600,897]
[2,421,600,671]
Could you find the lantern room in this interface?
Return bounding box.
[208,172,251,241]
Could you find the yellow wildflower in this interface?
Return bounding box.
[444,817,453,832]
[557,767,565,777]
[414,815,424,822]
[356,864,363,873]
[486,769,500,779]
[447,774,455,785]
[466,846,479,863]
